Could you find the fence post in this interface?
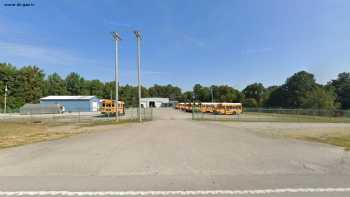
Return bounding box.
[151,108,153,120]
[192,105,194,120]
[30,109,32,123]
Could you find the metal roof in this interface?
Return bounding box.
[40,96,97,100]
[140,97,169,102]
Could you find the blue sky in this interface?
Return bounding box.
[0,0,350,90]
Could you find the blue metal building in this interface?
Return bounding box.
[40,96,99,112]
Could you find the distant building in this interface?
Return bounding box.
[140,98,170,108]
[40,96,99,112]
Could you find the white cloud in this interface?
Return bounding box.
[0,41,98,67]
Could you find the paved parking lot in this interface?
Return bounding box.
[0,109,350,196]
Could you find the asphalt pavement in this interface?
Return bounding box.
[0,108,350,196]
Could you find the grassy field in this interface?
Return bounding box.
[194,112,350,123]
[245,112,350,123]
[0,122,75,149]
[222,120,350,151]
[0,120,137,149]
[79,119,148,127]
[285,132,350,151]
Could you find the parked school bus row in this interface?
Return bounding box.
[176,102,243,115]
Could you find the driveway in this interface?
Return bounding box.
[0,109,350,196]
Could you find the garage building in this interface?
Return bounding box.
[140,97,170,108]
[40,96,99,112]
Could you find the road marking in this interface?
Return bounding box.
[1,188,350,196]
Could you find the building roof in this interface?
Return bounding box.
[140,97,169,102]
[40,96,97,100]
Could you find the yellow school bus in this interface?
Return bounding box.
[200,102,219,113]
[183,103,192,112]
[178,102,243,115]
[214,103,242,115]
[186,102,202,112]
[176,102,184,110]
[100,99,125,115]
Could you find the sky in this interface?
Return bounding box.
[0,0,350,90]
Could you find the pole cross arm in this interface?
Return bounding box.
[112,32,121,40]
[134,31,142,39]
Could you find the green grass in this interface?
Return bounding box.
[0,122,74,149]
[287,133,350,151]
[193,112,350,123]
[0,119,147,149]
[247,112,350,123]
[193,112,350,150]
[78,119,141,127]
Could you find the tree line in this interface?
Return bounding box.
[192,71,350,110]
[0,63,349,110]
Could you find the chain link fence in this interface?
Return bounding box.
[0,107,153,125]
[192,107,350,123]
[244,108,350,118]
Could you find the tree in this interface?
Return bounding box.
[192,84,243,103]
[282,71,318,108]
[85,79,104,98]
[242,83,266,107]
[243,98,258,108]
[119,85,136,107]
[149,84,182,101]
[193,84,211,102]
[103,81,115,99]
[261,86,278,107]
[47,73,67,95]
[65,72,86,95]
[15,66,45,104]
[211,85,242,102]
[301,86,337,109]
[118,84,149,107]
[264,71,337,109]
[0,63,20,109]
[264,86,285,107]
[1,62,347,110]
[329,72,350,109]
[181,91,193,102]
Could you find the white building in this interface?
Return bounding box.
[40,96,99,112]
[140,98,170,108]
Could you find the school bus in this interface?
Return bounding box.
[183,103,191,112]
[100,99,125,115]
[176,102,192,112]
[175,103,184,110]
[214,103,242,115]
[188,102,203,112]
[176,103,186,111]
[200,102,219,113]
[177,102,242,115]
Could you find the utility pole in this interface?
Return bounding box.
[112,32,121,122]
[211,87,214,103]
[134,31,142,122]
[4,83,7,113]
